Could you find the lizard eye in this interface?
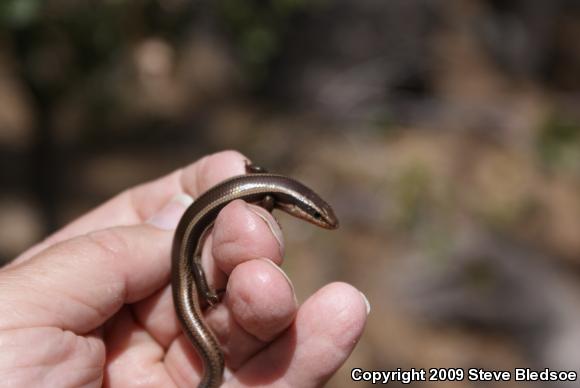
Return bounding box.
[313,211,322,220]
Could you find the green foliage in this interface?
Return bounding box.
[216,0,314,84]
[395,163,431,228]
[537,114,580,173]
[1,0,318,97]
[0,0,41,27]
[1,0,198,119]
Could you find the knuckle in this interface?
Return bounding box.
[85,228,129,262]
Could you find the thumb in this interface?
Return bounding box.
[0,194,193,334]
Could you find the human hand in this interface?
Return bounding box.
[0,151,368,387]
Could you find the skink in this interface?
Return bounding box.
[171,163,339,388]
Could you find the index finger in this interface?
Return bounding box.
[11,150,248,265]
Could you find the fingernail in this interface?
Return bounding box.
[359,291,371,315]
[147,193,193,230]
[257,257,297,305]
[247,204,285,257]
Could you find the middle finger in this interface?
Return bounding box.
[133,199,295,362]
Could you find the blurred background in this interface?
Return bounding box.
[1,0,580,386]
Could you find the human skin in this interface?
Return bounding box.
[0,150,369,387]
